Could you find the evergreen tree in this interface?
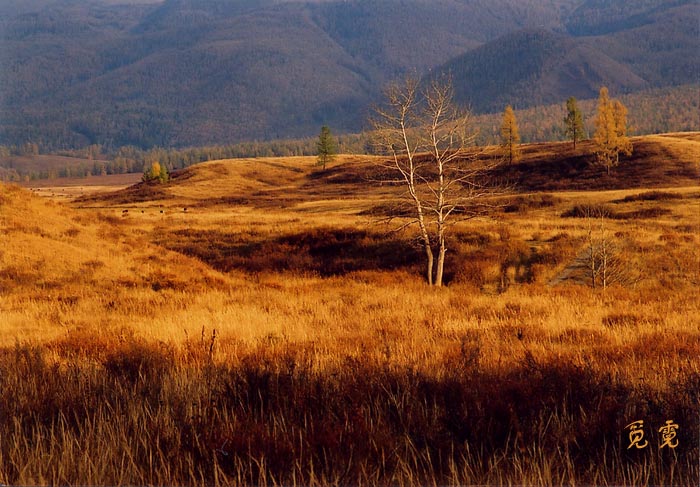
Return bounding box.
[500,105,521,165]
[594,87,632,175]
[316,126,336,170]
[564,96,585,149]
[158,162,169,183]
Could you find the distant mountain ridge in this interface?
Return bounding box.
[0,0,697,149]
[436,29,650,113]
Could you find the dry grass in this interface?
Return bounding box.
[1,135,699,485]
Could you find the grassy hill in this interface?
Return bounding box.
[0,182,229,342]
[1,132,698,484]
[77,133,700,211]
[71,132,699,278]
[494,133,700,191]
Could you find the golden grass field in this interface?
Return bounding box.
[1,134,699,485]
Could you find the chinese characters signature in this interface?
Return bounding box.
[625,419,679,449]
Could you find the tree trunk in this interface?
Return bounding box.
[600,214,608,291]
[588,216,597,289]
[435,240,447,287]
[412,195,433,286]
[424,245,434,286]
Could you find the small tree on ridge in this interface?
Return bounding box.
[564,96,585,149]
[593,87,632,175]
[316,125,337,171]
[143,161,168,183]
[500,105,521,165]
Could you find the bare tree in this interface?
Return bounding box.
[371,77,502,287]
[583,206,636,290]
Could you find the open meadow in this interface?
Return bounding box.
[1,134,699,485]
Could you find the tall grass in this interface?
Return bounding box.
[2,152,699,485]
[1,337,698,486]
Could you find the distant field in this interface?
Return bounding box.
[0,133,698,485]
[0,154,110,173]
[19,173,142,200]
[21,173,142,189]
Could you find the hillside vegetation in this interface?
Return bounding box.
[76,133,700,209]
[0,0,696,149]
[439,29,648,113]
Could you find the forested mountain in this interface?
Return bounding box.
[0,0,696,150]
[436,29,648,113]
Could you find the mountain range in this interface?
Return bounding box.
[0,0,697,149]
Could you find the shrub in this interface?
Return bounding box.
[615,191,683,203]
[503,193,562,213]
[614,207,672,219]
[561,203,614,218]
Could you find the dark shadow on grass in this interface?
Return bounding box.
[157,227,424,276]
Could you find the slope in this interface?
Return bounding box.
[435,29,649,113]
[564,0,693,36]
[491,133,700,191]
[0,0,696,149]
[0,0,583,148]
[579,2,700,88]
[0,183,229,342]
[77,133,700,215]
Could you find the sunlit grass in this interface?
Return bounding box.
[1,138,699,485]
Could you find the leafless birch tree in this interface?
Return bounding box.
[584,206,636,290]
[371,77,503,287]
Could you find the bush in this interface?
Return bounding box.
[503,193,562,213]
[561,203,613,218]
[615,191,683,203]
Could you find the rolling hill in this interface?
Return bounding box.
[0,180,230,341]
[2,128,699,486]
[74,133,700,213]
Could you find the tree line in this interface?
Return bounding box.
[0,135,369,182]
[0,83,680,183]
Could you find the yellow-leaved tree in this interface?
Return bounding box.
[142,161,169,183]
[593,87,632,175]
[500,105,521,165]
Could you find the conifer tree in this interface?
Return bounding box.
[158,162,169,183]
[316,125,336,170]
[594,87,632,175]
[500,105,521,164]
[564,96,585,149]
